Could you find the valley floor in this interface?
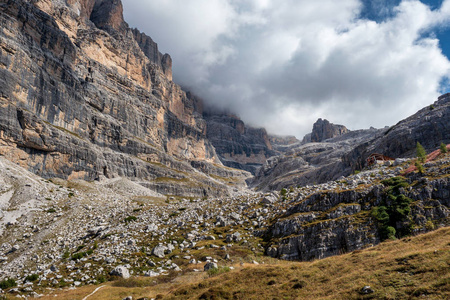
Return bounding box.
[0,149,449,299]
[29,227,450,299]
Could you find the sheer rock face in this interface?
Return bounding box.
[204,111,277,175]
[0,0,248,197]
[132,28,172,80]
[310,119,349,142]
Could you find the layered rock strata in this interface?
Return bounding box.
[265,156,450,261]
[252,128,381,191]
[0,0,248,197]
[204,111,277,174]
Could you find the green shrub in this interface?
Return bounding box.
[383,226,396,240]
[280,188,288,196]
[24,274,39,282]
[0,278,17,289]
[46,208,56,213]
[416,142,426,163]
[76,245,85,252]
[71,252,87,260]
[440,142,448,154]
[371,206,389,224]
[207,266,230,277]
[375,177,413,240]
[124,216,137,223]
[425,220,435,230]
[63,248,70,259]
[96,275,107,283]
[58,279,69,288]
[381,176,409,193]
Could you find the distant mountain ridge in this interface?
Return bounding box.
[252,94,450,191]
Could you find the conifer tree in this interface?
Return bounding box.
[440,142,448,154]
[416,142,426,163]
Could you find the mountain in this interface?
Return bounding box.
[252,126,382,191]
[0,0,249,198]
[0,136,447,298]
[252,95,450,191]
[310,118,349,142]
[0,1,449,298]
[203,110,278,174]
[344,93,450,171]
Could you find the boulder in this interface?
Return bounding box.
[226,232,242,243]
[152,244,167,258]
[110,266,130,279]
[204,262,218,271]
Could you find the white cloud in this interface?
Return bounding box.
[123,0,450,138]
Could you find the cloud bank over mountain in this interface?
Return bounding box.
[123,0,450,137]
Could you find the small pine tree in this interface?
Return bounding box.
[440,142,448,154]
[415,161,424,174]
[416,142,426,163]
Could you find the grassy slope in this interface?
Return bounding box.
[32,227,449,300]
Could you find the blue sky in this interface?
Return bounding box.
[361,0,450,93]
[124,0,450,137]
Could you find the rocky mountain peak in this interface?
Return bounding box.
[89,0,127,34]
[311,118,349,142]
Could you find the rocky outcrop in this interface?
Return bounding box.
[310,118,349,142]
[0,0,248,197]
[204,111,277,174]
[265,156,450,261]
[90,0,127,34]
[0,146,448,292]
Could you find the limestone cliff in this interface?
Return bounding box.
[0,0,248,197]
[204,111,277,174]
[310,118,349,142]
